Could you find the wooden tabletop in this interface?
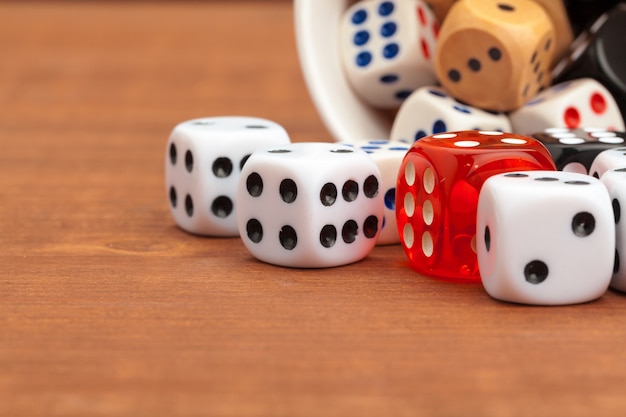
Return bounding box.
[2,2,626,416]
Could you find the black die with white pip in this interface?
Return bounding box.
[165,117,290,236]
[532,127,626,174]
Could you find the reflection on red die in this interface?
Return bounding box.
[396,130,556,281]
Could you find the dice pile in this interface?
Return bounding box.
[164,1,626,306]
[166,117,397,268]
[164,117,626,306]
[339,0,626,137]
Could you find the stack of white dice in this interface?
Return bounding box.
[165,116,407,269]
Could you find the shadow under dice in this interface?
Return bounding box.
[236,143,383,268]
[340,0,439,108]
[478,171,614,305]
[396,130,556,281]
[165,116,290,236]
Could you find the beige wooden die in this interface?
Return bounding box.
[435,0,555,112]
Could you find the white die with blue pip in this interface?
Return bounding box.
[340,0,439,109]
[165,116,291,236]
[600,168,626,292]
[389,86,511,143]
[340,140,411,244]
[477,170,614,305]
[236,142,384,268]
[509,78,625,136]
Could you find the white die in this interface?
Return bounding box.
[390,86,512,142]
[340,0,439,109]
[589,144,626,179]
[510,78,625,135]
[236,142,384,268]
[165,116,291,236]
[341,140,411,244]
[477,170,614,305]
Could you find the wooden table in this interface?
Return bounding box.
[2,2,626,416]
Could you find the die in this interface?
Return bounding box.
[389,86,512,143]
[341,140,411,245]
[531,127,626,174]
[426,0,573,63]
[589,143,626,178]
[553,3,626,118]
[599,168,626,292]
[510,78,625,135]
[236,142,383,268]
[340,0,439,109]
[477,170,614,305]
[165,116,291,236]
[434,0,555,112]
[396,130,556,281]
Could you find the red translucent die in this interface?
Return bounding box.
[396,130,556,281]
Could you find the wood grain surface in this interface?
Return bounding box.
[2,2,626,416]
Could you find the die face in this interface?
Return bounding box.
[532,127,626,174]
[511,79,626,135]
[236,143,384,268]
[478,171,614,305]
[435,0,555,111]
[553,3,626,118]
[437,29,513,108]
[343,140,411,245]
[165,117,290,236]
[396,130,556,281]
[389,86,512,143]
[340,0,439,108]
[166,134,207,234]
[600,168,626,291]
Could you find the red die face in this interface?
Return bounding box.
[396,130,556,281]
